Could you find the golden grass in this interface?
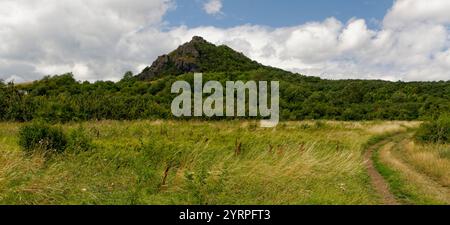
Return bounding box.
[402,140,450,187]
[0,120,419,204]
[380,143,450,204]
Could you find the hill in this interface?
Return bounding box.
[1,36,450,122]
[137,36,263,80]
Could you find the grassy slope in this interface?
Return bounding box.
[0,120,410,205]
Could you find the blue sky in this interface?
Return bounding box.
[165,0,394,29]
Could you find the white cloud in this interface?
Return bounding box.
[339,19,375,52]
[1,0,450,82]
[164,10,450,81]
[384,0,450,28]
[4,75,25,84]
[203,0,223,15]
[0,0,174,82]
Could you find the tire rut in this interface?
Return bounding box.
[364,138,400,205]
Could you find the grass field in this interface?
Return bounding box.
[0,120,448,205]
[373,132,450,204]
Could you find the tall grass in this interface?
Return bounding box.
[402,140,450,187]
[0,120,411,205]
[373,133,449,204]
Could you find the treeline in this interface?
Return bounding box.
[1,68,450,123]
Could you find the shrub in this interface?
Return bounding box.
[67,126,93,152]
[18,123,67,155]
[415,114,450,143]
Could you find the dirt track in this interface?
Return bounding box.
[380,136,450,204]
[365,132,450,205]
[364,139,399,205]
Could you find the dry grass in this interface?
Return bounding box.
[402,140,450,187]
[0,120,418,204]
[367,121,420,135]
[376,134,450,204]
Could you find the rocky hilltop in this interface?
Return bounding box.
[136,36,262,80]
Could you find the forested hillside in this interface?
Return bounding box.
[1,69,449,123]
[1,36,450,123]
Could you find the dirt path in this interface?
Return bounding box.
[365,132,450,205]
[381,139,450,204]
[364,139,399,205]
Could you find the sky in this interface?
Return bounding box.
[1,0,450,82]
[165,0,393,29]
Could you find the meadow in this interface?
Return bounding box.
[2,120,442,205]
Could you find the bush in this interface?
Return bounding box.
[415,114,450,143]
[67,126,93,152]
[18,123,67,155]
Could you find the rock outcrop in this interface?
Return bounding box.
[136,36,261,80]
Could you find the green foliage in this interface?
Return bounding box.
[18,123,67,155]
[3,37,450,122]
[67,126,93,152]
[183,168,228,204]
[1,120,392,204]
[1,69,450,123]
[415,114,450,143]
